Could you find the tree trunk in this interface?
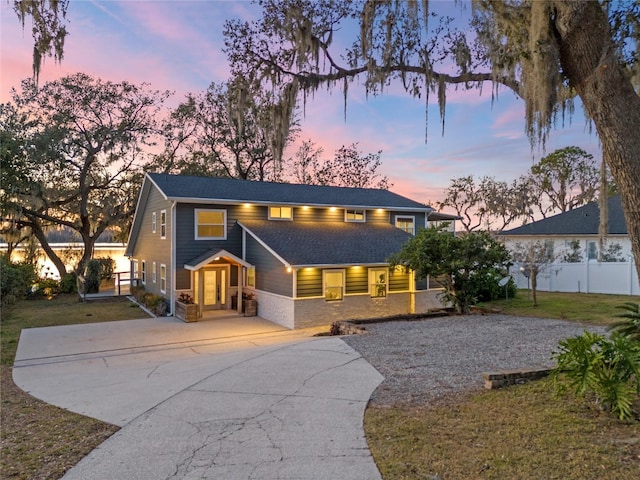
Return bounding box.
[29,220,67,278]
[553,1,640,282]
[531,272,538,307]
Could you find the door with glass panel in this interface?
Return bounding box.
[201,267,227,311]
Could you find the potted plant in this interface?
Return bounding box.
[175,292,198,322]
[242,292,257,317]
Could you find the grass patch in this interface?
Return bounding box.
[479,291,640,325]
[1,294,149,480]
[366,378,640,480]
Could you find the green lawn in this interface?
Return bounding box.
[365,290,640,479]
[1,294,149,480]
[366,379,640,480]
[479,290,640,325]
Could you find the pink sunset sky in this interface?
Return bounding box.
[0,0,603,211]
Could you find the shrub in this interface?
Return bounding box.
[467,268,517,302]
[95,257,115,280]
[59,272,78,293]
[131,285,145,302]
[33,278,60,298]
[84,259,102,294]
[0,255,37,305]
[552,330,640,420]
[130,286,168,316]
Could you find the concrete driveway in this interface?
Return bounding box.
[13,316,383,479]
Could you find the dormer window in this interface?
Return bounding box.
[269,206,293,220]
[396,216,415,235]
[345,209,366,222]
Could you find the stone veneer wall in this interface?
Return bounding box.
[293,292,413,329]
[254,290,295,329]
[413,289,446,312]
[255,289,447,330]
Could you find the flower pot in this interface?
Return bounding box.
[175,300,199,322]
[242,299,257,317]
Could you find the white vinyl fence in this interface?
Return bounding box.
[511,260,640,296]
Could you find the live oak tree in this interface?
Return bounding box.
[1,73,169,278]
[438,175,533,232]
[149,78,298,181]
[529,146,600,218]
[12,0,69,82]
[287,139,390,188]
[224,0,640,282]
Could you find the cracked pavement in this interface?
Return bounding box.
[13,317,383,479]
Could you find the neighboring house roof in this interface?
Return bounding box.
[428,211,461,222]
[239,219,412,267]
[500,196,627,236]
[147,172,431,211]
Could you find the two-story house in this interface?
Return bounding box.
[125,173,453,328]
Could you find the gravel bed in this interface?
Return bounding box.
[342,314,608,407]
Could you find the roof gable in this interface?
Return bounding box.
[501,196,627,236]
[147,172,430,211]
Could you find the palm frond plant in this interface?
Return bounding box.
[608,302,640,342]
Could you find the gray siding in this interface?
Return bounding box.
[367,209,391,224]
[293,206,344,222]
[174,203,266,290]
[129,183,173,298]
[296,268,322,297]
[246,235,293,297]
[390,211,427,233]
[346,267,368,294]
[389,269,410,291]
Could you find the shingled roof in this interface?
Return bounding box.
[147,172,430,211]
[501,196,627,236]
[239,219,412,266]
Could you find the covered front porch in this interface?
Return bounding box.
[181,249,255,320]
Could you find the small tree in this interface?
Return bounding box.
[563,239,583,263]
[510,240,559,307]
[601,242,626,263]
[389,226,511,314]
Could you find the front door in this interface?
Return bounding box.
[202,267,227,311]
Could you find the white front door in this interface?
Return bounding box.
[202,267,227,311]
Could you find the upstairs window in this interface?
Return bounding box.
[160,210,167,239]
[269,206,293,220]
[396,216,415,235]
[152,212,157,233]
[195,209,226,240]
[345,209,366,222]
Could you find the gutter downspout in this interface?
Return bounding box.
[170,201,176,315]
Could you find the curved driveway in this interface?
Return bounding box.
[13,316,383,480]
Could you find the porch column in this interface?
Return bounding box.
[237,265,243,314]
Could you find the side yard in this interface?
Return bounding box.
[1,295,149,480]
[345,291,640,479]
